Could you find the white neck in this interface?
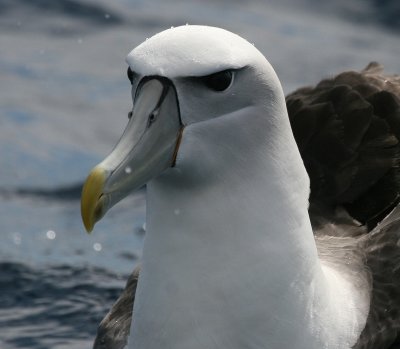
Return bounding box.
[128,106,368,349]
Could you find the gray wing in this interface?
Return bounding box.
[287,62,400,231]
[354,206,400,349]
[289,63,400,349]
[93,266,139,349]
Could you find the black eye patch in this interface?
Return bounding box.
[201,70,233,92]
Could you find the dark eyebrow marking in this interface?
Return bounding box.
[183,65,249,82]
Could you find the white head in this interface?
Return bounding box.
[126,25,284,125]
[81,25,308,233]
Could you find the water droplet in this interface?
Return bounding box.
[93,242,102,252]
[13,233,21,245]
[104,13,110,19]
[46,230,56,240]
[170,26,174,29]
[185,23,189,26]
[125,166,132,174]
[77,38,83,44]
[174,209,180,215]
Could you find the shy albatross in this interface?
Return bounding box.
[81,25,400,349]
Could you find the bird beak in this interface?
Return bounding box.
[81,77,182,233]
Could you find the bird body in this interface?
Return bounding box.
[134,108,368,349]
[81,26,400,349]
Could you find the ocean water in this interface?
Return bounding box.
[1,0,399,348]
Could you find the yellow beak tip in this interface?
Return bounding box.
[81,166,107,234]
[83,221,94,234]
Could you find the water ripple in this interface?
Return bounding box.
[0,262,129,349]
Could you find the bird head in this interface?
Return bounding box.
[81,25,285,232]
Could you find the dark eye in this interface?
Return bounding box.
[128,111,132,119]
[202,70,233,92]
[127,67,134,85]
[147,109,159,127]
